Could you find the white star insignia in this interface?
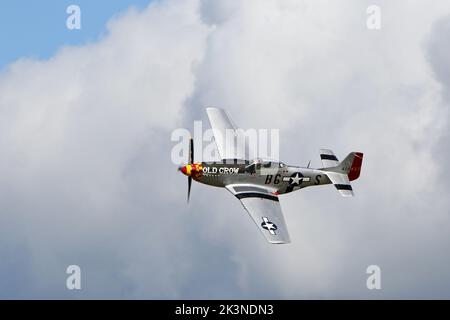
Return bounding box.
[290,173,302,185]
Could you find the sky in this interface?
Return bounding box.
[0,0,449,299]
[0,0,150,68]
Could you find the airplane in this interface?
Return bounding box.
[178,107,363,244]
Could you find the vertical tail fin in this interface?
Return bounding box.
[347,152,363,181]
[321,151,364,197]
[319,150,364,181]
[335,152,363,181]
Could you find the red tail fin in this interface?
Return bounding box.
[348,152,363,181]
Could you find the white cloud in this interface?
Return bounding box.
[0,0,212,298]
[190,0,450,298]
[0,0,449,298]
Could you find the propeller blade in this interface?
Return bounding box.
[189,137,194,164]
[188,137,194,202]
[187,176,192,203]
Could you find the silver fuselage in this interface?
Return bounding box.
[191,159,332,195]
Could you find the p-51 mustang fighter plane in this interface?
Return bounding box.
[179,108,363,244]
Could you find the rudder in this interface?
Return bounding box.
[330,152,363,181]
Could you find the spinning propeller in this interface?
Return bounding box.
[178,137,194,203]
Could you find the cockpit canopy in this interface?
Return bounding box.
[251,158,285,167]
[245,158,285,173]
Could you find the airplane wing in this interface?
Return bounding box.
[225,184,291,244]
[206,107,249,160]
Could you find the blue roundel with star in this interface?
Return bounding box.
[288,172,304,186]
[261,217,277,235]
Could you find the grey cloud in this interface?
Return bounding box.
[427,15,450,192]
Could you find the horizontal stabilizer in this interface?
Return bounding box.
[320,149,339,168]
[325,172,354,197]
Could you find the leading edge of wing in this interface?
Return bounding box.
[206,107,247,160]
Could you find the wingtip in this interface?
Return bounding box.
[206,106,221,111]
[269,240,291,245]
[206,106,229,115]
